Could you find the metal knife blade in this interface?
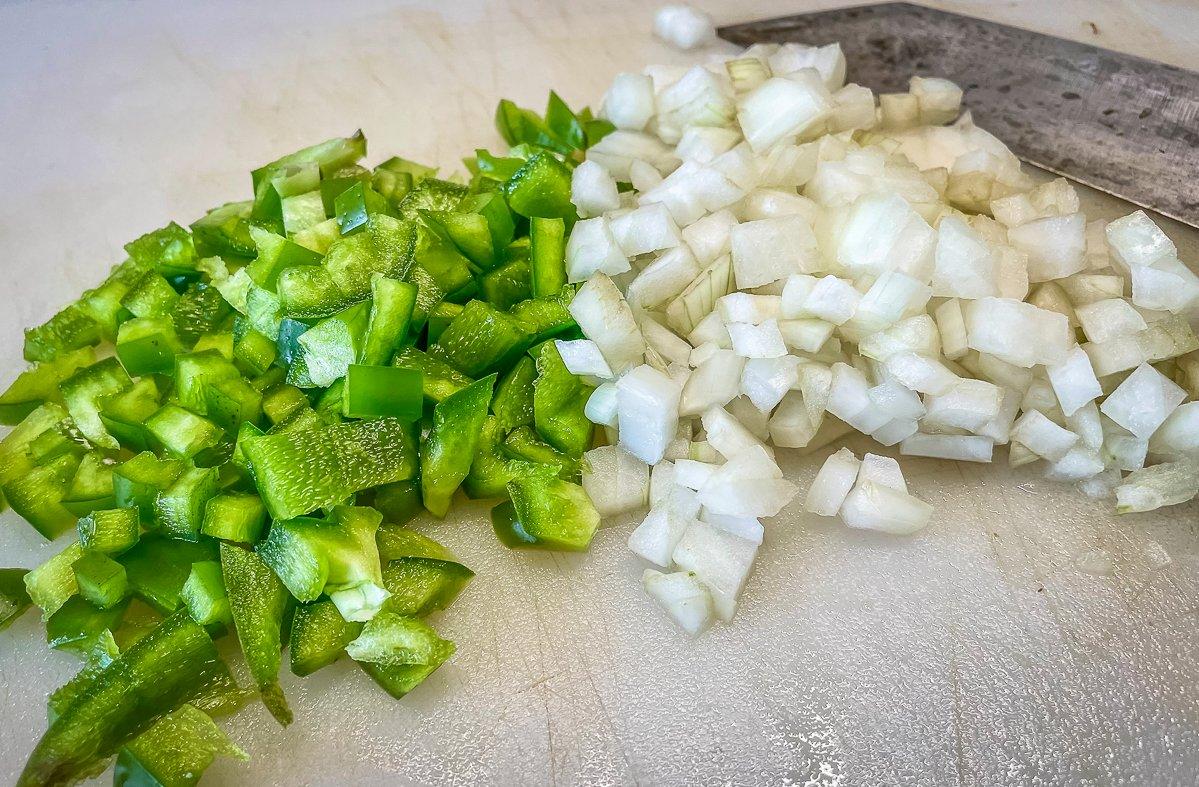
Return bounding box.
[719,3,1199,228]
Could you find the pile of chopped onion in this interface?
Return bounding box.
[567,37,1199,635]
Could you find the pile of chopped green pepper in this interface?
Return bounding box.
[0,92,607,785]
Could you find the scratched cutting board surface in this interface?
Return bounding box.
[2,2,1199,784]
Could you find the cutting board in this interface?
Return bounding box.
[2,2,1199,784]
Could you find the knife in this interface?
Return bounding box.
[718,3,1199,228]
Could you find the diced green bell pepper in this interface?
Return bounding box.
[118,535,217,615]
[61,452,116,517]
[203,376,264,432]
[260,384,309,426]
[503,424,578,477]
[289,300,370,388]
[480,259,532,311]
[201,493,267,544]
[115,316,185,376]
[25,419,88,467]
[376,526,474,616]
[173,283,232,346]
[288,598,363,677]
[219,542,292,727]
[154,466,219,542]
[181,561,233,628]
[245,226,324,289]
[72,552,128,610]
[492,473,599,552]
[0,568,32,632]
[23,304,103,363]
[0,348,93,426]
[342,365,423,421]
[25,542,85,620]
[257,505,387,620]
[173,351,239,414]
[192,328,235,361]
[0,403,70,513]
[77,507,140,556]
[17,609,236,787]
[397,178,469,220]
[45,595,129,654]
[421,374,496,517]
[282,190,328,236]
[3,453,81,539]
[122,273,181,319]
[510,292,579,344]
[529,217,567,297]
[98,377,161,452]
[232,328,278,377]
[392,347,471,404]
[124,223,198,280]
[361,276,417,366]
[463,416,547,500]
[113,453,185,523]
[243,416,418,520]
[346,613,455,700]
[335,182,394,235]
[369,480,423,526]
[459,190,517,262]
[504,152,576,221]
[430,301,532,378]
[59,357,132,450]
[145,405,223,460]
[191,200,256,258]
[532,341,593,457]
[114,703,247,787]
[491,355,536,432]
[426,301,463,345]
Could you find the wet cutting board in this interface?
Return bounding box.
[2,1,1199,784]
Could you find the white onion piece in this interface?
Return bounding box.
[653,5,716,51]
[1045,346,1102,417]
[584,383,618,428]
[680,349,744,416]
[900,433,994,463]
[570,273,647,374]
[571,160,622,218]
[671,520,758,621]
[738,75,833,151]
[730,215,820,289]
[858,453,907,492]
[1010,409,1079,461]
[1105,210,1177,270]
[1099,362,1186,439]
[805,447,861,516]
[628,500,696,567]
[616,365,683,464]
[701,405,772,460]
[1075,298,1147,344]
[555,339,613,379]
[642,569,714,636]
[565,217,629,283]
[582,445,650,516]
[1116,460,1199,514]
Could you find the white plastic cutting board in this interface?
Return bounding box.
[2,1,1199,784]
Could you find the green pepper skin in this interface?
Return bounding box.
[17,609,235,787]
[118,536,217,616]
[288,599,363,677]
[532,341,594,458]
[376,527,474,617]
[0,348,94,426]
[114,704,247,787]
[0,568,32,632]
[421,375,496,518]
[392,347,471,404]
[220,543,292,727]
[503,153,576,221]
[243,417,418,521]
[492,474,600,552]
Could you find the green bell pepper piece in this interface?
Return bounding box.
[257,505,387,620]
[1,568,32,632]
[154,466,219,542]
[97,377,162,453]
[480,258,532,311]
[401,259,446,330]
[173,351,239,415]
[0,348,93,426]
[243,416,418,520]
[529,217,567,297]
[0,403,70,513]
[491,355,536,432]
[510,292,579,343]
[463,416,547,500]
[203,376,264,433]
[77,507,140,556]
[145,405,223,461]
[281,190,327,236]
[392,347,471,404]
[342,365,423,421]
[25,542,85,620]
[201,493,267,544]
[411,225,475,297]
[504,152,576,221]
[191,328,234,361]
[335,182,394,235]
[503,424,579,477]
[219,542,292,727]
[122,273,181,319]
[115,316,185,376]
[113,453,185,523]
[244,283,283,338]
[251,132,366,223]
[396,178,469,220]
[421,374,496,517]
[118,535,217,615]
[290,300,370,388]
[347,613,455,700]
[532,341,594,457]
[3,453,81,539]
[361,276,417,366]
[288,598,363,677]
[61,452,116,517]
[114,703,247,787]
[124,223,198,280]
[544,91,587,151]
[26,419,88,467]
[459,191,517,261]
[369,480,423,526]
[45,595,129,654]
[71,552,128,610]
[376,526,474,616]
[60,357,132,450]
[191,200,256,258]
[430,300,532,378]
[232,328,278,377]
[23,304,103,363]
[245,226,324,289]
[180,561,233,628]
[426,301,462,345]
[173,283,232,346]
[492,473,599,552]
[260,384,309,426]
[17,609,236,787]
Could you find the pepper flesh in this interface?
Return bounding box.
[420,375,496,517]
[220,543,292,727]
